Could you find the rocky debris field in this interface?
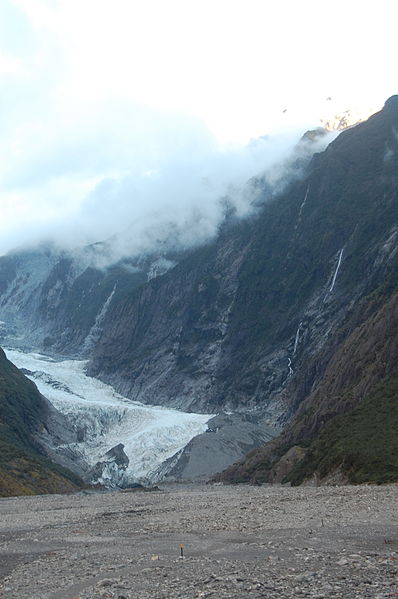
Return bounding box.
[0,483,397,599]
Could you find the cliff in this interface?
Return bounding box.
[86,98,398,425]
[1,97,398,485]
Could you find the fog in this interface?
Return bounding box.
[0,100,334,265]
[4,0,386,265]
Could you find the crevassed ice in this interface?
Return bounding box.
[5,348,210,483]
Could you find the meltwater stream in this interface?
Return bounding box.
[5,348,210,486]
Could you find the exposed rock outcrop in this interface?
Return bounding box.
[214,289,398,484]
[87,443,130,488]
[87,96,398,431]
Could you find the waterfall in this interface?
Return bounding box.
[329,248,344,292]
[293,321,302,355]
[287,357,293,376]
[286,321,304,380]
[298,185,310,217]
[83,285,117,352]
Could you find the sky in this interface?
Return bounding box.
[0,0,396,260]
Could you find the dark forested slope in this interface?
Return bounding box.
[0,348,84,496]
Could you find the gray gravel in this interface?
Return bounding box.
[156,413,279,482]
[0,483,397,598]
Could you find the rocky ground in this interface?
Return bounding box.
[0,483,397,599]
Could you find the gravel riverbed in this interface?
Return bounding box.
[0,483,397,598]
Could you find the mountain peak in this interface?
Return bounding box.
[384,95,398,110]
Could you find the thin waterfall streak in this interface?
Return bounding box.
[330,248,344,292]
[293,321,302,355]
[288,357,293,376]
[298,185,310,217]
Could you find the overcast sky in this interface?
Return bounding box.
[0,0,396,259]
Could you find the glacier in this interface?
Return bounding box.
[5,348,210,486]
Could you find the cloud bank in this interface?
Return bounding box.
[2,0,374,264]
[0,97,334,265]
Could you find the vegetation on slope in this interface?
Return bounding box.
[0,348,84,497]
[0,440,83,497]
[287,371,398,485]
[214,285,398,485]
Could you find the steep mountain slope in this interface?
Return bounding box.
[288,370,398,485]
[87,97,398,428]
[1,97,398,486]
[0,348,84,496]
[0,245,176,355]
[211,98,398,484]
[214,286,398,484]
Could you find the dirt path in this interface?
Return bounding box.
[0,484,397,598]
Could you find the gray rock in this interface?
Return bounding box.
[153,412,279,481]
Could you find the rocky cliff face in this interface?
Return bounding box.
[214,286,398,484]
[212,98,398,482]
[86,97,398,428]
[0,245,175,355]
[1,97,398,486]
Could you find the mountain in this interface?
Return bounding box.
[214,96,398,484]
[0,347,85,496]
[85,97,398,413]
[88,96,398,484]
[1,97,398,486]
[215,292,398,485]
[0,245,173,356]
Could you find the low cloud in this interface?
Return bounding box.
[0,101,334,265]
[0,0,376,265]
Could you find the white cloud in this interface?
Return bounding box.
[0,0,395,259]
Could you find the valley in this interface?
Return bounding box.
[0,483,397,599]
[1,6,397,597]
[4,348,210,486]
[1,97,398,492]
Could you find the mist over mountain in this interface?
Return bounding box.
[0,121,334,267]
[1,98,398,492]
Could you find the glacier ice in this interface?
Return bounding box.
[5,348,210,486]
